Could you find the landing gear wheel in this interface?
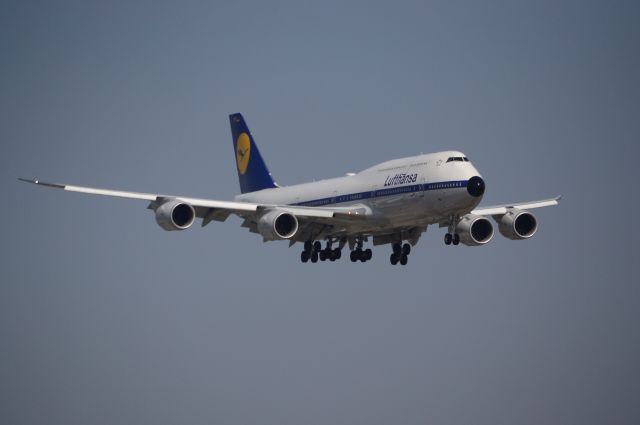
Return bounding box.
[319,250,326,261]
[452,234,460,245]
[364,248,372,261]
[402,243,411,255]
[313,241,321,252]
[329,250,337,261]
[333,248,341,259]
[301,251,310,263]
[400,254,408,265]
[444,233,452,245]
[311,251,318,263]
[350,250,358,262]
[390,253,399,265]
[392,243,402,255]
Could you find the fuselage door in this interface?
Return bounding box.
[371,184,378,207]
[418,176,426,198]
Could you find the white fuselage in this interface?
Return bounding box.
[236,151,483,234]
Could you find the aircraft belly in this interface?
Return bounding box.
[356,188,478,234]
[360,195,435,232]
[423,188,477,215]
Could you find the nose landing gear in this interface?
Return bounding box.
[444,233,460,245]
[444,215,460,246]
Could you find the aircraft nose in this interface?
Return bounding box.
[467,176,485,197]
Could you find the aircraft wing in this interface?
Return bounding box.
[17,178,370,225]
[471,196,561,216]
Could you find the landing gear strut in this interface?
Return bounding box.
[389,242,411,266]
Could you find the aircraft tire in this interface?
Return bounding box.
[402,243,411,255]
[400,254,408,266]
[334,248,341,259]
[354,249,364,262]
[350,251,358,262]
[311,252,319,263]
[364,248,372,261]
[301,251,310,263]
[452,234,460,245]
[313,241,322,252]
[444,233,452,245]
[390,254,399,265]
[392,242,402,255]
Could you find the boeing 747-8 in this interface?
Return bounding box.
[20,113,560,265]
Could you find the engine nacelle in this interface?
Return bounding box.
[257,210,299,240]
[456,214,494,246]
[498,209,537,240]
[154,200,195,231]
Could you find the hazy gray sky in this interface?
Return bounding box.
[2,1,639,424]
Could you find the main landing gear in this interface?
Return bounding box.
[301,237,417,265]
[389,242,411,266]
[301,237,373,264]
[301,239,342,263]
[350,238,372,263]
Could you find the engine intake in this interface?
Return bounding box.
[154,200,195,231]
[498,209,537,240]
[456,214,494,246]
[257,210,299,240]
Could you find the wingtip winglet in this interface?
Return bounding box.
[17,178,65,189]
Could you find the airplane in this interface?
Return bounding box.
[20,113,561,266]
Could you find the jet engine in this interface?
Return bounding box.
[456,214,494,246]
[154,200,196,231]
[257,210,299,240]
[498,209,537,240]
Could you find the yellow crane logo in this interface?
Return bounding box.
[236,133,251,175]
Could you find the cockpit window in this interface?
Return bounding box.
[446,156,470,163]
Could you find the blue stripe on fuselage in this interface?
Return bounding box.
[293,179,468,207]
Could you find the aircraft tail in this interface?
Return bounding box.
[229,113,277,194]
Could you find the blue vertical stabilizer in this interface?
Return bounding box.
[229,113,277,194]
